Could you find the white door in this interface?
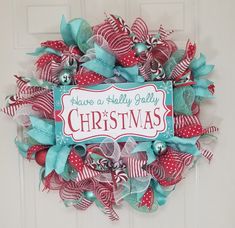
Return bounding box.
[0,0,234,227]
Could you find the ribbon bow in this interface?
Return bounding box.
[81,43,144,82]
[144,147,193,187]
[59,178,119,220]
[60,16,92,53]
[75,138,130,189]
[190,53,215,99]
[24,116,74,176]
[1,77,54,121]
[82,43,115,78]
[31,41,80,84]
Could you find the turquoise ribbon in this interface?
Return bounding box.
[193,79,214,98]
[60,15,92,53]
[132,136,201,163]
[173,86,195,115]
[165,136,200,156]
[74,144,86,157]
[45,144,71,176]
[151,180,171,206]
[82,43,144,81]
[134,179,171,210]
[164,49,185,77]
[82,43,115,78]
[45,143,86,177]
[189,53,215,100]
[29,46,61,56]
[25,116,88,176]
[27,116,55,145]
[115,66,144,82]
[132,141,156,164]
[61,164,78,180]
[27,77,56,90]
[190,53,214,78]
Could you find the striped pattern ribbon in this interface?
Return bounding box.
[1,76,54,119]
[145,148,193,187]
[76,165,101,181]
[196,141,214,162]
[127,157,148,178]
[174,115,201,129]
[170,41,196,80]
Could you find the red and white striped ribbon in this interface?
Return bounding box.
[204,126,219,134]
[196,141,214,162]
[76,165,100,181]
[131,17,148,42]
[127,157,148,178]
[174,115,201,130]
[158,25,174,40]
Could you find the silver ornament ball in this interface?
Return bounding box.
[84,191,96,201]
[153,140,167,155]
[58,70,72,85]
[134,43,148,56]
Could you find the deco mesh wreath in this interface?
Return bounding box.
[1,14,218,220]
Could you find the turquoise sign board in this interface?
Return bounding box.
[54,82,174,144]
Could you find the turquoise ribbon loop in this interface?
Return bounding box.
[132,137,201,161]
[193,79,214,98]
[27,116,55,145]
[152,180,171,206]
[115,66,144,82]
[82,43,116,78]
[28,77,55,90]
[135,180,170,209]
[60,15,92,53]
[82,44,144,81]
[131,136,201,162]
[193,76,214,98]
[45,145,71,176]
[190,53,206,69]
[165,136,200,156]
[173,86,195,115]
[132,141,156,164]
[29,47,61,57]
[190,53,214,78]
[194,87,214,99]
[74,144,86,157]
[195,78,213,88]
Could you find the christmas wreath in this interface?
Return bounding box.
[1,14,218,221]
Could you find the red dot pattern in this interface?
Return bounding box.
[75,67,105,86]
[175,125,203,138]
[41,40,67,52]
[157,149,193,187]
[187,42,196,59]
[118,50,139,67]
[139,187,154,209]
[68,149,84,172]
[27,145,48,160]
[36,54,61,68]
